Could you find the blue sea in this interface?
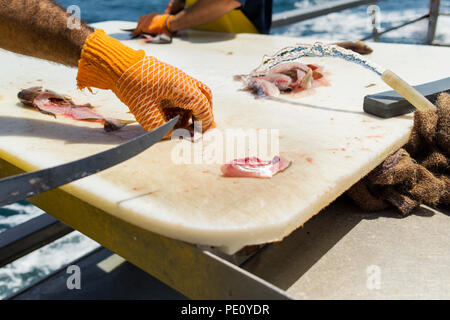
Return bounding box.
[53,0,450,43]
[1,0,449,299]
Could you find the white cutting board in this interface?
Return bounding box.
[0,21,449,254]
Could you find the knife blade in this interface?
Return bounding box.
[121,27,141,39]
[0,116,179,207]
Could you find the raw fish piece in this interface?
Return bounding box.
[18,87,133,132]
[300,68,313,89]
[268,61,311,74]
[335,41,373,55]
[242,62,326,97]
[248,78,280,97]
[263,73,292,91]
[140,33,172,44]
[221,156,291,178]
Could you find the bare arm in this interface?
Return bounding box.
[0,0,93,67]
[169,0,242,32]
[164,0,185,15]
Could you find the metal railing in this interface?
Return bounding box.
[272,0,446,46]
[272,0,379,28]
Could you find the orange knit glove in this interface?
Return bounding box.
[133,13,174,36]
[76,30,214,135]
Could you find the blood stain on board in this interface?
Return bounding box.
[289,152,307,159]
[327,148,346,152]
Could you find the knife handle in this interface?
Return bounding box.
[381,70,435,111]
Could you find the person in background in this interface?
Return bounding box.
[0,0,214,134]
[133,0,273,36]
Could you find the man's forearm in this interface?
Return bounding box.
[0,0,93,67]
[169,0,241,32]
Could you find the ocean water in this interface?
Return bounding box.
[1,0,449,299]
[54,0,450,43]
[274,0,450,43]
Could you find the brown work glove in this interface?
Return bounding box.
[347,92,450,215]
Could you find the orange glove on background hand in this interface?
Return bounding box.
[133,13,174,36]
[76,29,214,135]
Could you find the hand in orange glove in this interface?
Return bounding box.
[76,29,213,136]
[133,13,175,37]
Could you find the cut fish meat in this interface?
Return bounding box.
[248,78,280,97]
[18,87,133,131]
[140,33,172,44]
[221,156,291,178]
[243,62,327,97]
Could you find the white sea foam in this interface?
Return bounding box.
[0,231,100,299]
[272,3,450,44]
[0,203,44,232]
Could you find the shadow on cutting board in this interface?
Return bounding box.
[268,96,409,118]
[0,116,146,145]
[178,30,237,44]
[268,97,367,115]
[108,32,134,41]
